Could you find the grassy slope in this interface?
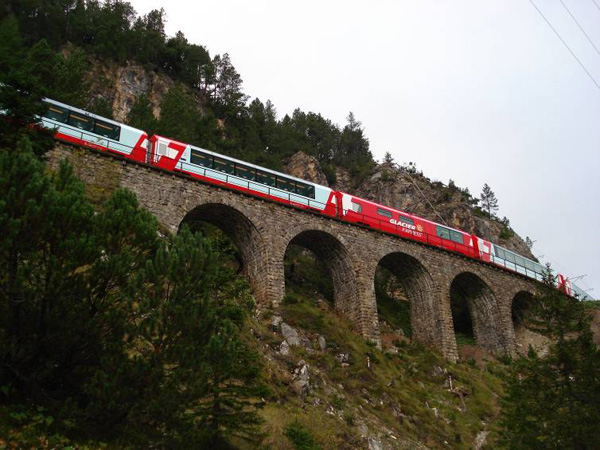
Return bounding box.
[242,293,507,449]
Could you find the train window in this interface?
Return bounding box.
[525,260,535,271]
[295,182,315,198]
[436,226,451,240]
[351,202,362,213]
[495,246,506,259]
[505,251,516,263]
[94,119,120,140]
[515,255,525,267]
[450,230,463,244]
[43,103,69,123]
[190,149,213,168]
[377,208,392,218]
[67,112,94,131]
[256,170,276,187]
[398,216,414,225]
[235,164,255,181]
[276,176,295,192]
[213,157,234,174]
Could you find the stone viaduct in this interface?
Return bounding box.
[47,145,540,362]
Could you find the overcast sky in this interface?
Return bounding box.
[129,0,600,298]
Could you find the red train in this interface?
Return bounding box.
[38,97,591,300]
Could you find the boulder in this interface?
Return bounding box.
[318,335,327,351]
[281,322,301,347]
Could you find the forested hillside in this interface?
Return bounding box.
[1,2,600,449]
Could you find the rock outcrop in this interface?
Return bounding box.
[87,58,174,122]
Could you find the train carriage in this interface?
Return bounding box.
[149,134,337,215]
[336,193,478,258]
[40,98,148,162]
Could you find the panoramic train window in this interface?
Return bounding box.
[495,246,506,259]
[67,112,94,131]
[276,177,295,192]
[450,230,463,244]
[398,216,414,225]
[190,149,213,168]
[235,164,255,181]
[505,251,516,263]
[351,202,362,213]
[515,255,526,268]
[94,120,120,140]
[43,103,68,123]
[377,208,392,218]
[213,157,234,174]
[436,226,451,240]
[256,170,276,187]
[295,182,315,198]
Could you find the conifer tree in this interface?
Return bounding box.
[0,17,54,155]
[480,183,499,217]
[132,228,265,447]
[128,93,158,136]
[157,84,199,144]
[0,140,159,429]
[500,272,600,448]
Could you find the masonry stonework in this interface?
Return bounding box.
[46,145,541,362]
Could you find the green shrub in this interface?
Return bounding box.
[499,227,514,240]
[284,421,321,450]
[322,165,337,185]
[283,293,301,304]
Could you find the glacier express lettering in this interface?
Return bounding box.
[390,219,416,230]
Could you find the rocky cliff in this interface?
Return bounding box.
[87,58,174,122]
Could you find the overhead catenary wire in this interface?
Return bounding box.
[528,0,600,91]
[592,0,600,13]
[401,168,449,227]
[559,0,600,57]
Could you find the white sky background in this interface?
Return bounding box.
[129,0,600,297]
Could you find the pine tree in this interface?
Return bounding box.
[132,228,265,447]
[500,273,600,448]
[157,84,199,144]
[0,17,54,155]
[525,236,534,250]
[335,112,374,178]
[480,183,499,217]
[0,139,159,430]
[127,93,158,135]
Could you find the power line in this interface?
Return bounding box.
[528,0,600,91]
[559,0,600,57]
[592,0,600,13]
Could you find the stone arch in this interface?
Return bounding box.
[510,290,538,355]
[512,290,535,329]
[285,229,357,310]
[179,202,269,304]
[449,272,504,353]
[376,251,439,346]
